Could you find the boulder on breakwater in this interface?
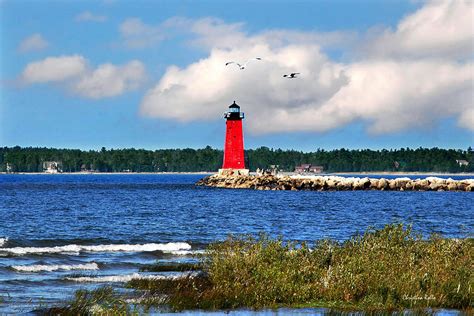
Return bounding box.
[196,174,474,192]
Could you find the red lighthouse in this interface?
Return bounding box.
[219,101,249,176]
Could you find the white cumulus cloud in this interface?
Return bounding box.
[18,33,49,53]
[274,60,473,134]
[140,0,474,134]
[21,55,146,99]
[75,11,107,22]
[120,18,166,48]
[22,55,87,83]
[458,108,474,131]
[121,16,355,51]
[73,60,145,99]
[363,0,473,60]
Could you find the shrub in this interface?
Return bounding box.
[196,224,473,310]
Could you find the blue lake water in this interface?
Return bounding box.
[0,174,473,314]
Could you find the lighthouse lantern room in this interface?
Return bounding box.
[219,101,249,176]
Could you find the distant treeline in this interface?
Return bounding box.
[1,146,473,173]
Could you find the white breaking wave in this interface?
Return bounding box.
[0,242,191,255]
[66,272,194,283]
[163,249,206,256]
[12,262,99,272]
[0,237,8,247]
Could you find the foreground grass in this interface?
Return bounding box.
[55,224,473,314]
[46,286,133,315]
[198,225,472,311]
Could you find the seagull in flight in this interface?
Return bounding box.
[283,72,300,78]
[225,57,262,70]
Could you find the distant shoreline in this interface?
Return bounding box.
[1,171,474,176]
[0,172,213,175]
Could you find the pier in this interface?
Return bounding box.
[197,174,474,192]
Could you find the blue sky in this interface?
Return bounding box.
[1,0,472,151]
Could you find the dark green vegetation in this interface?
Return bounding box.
[53,225,472,314]
[139,262,201,272]
[2,146,473,173]
[195,226,472,311]
[45,286,132,315]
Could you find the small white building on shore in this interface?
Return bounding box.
[43,161,63,173]
[295,164,324,174]
[456,159,469,167]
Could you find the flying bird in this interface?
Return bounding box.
[225,57,262,70]
[283,73,300,78]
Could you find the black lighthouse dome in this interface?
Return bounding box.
[224,101,244,119]
[229,101,240,112]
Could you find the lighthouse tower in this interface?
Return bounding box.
[219,101,249,176]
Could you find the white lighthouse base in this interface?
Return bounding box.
[218,168,249,176]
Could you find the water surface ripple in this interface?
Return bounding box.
[0,174,472,313]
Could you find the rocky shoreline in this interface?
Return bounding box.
[196,174,474,192]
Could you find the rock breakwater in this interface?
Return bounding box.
[196,174,474,192]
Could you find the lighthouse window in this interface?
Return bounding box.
[229,107,239,113]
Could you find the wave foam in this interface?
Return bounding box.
[0,237,8,247]
[65,272,193,283]
[0,242,191,255]
[12,262,99,272]
[163,249,205,256]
